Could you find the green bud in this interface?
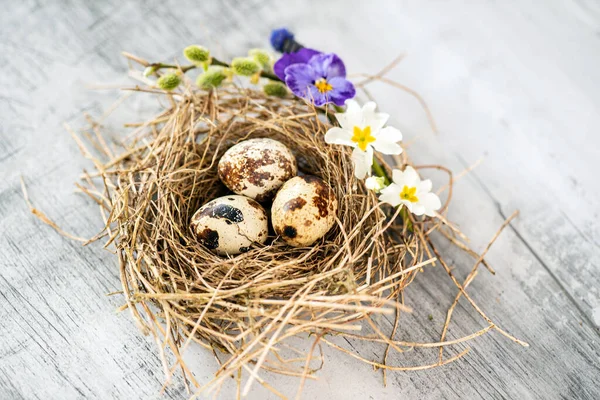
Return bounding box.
[196,67,227,90]
[183,45,210,63]
[365,176,387,193]
[143,65,157,77]
[156,73,181,91]
[249,49,272,69]
[231,57,260,77]
[263,82,288,97]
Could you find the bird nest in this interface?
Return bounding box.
[110,87,418,384]
[27,78,527,398]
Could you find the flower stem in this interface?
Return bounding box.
[371,157,391,185]
[325,110,337,125]
[150,58,282,82]
[399,205,414,232]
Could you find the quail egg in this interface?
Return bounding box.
[271,175,338,247]
[218,138,297,202]
[190,195,268,255]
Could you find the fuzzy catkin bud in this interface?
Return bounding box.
[183,45,210,63]
[156,74,181,91]
[263,82,288,97]
[249,49,272,69]
[196,67,227,90]
[231,57,260,77]
[143,65,157,77]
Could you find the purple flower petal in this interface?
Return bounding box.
[284,63,317,99]
[273,48,321,80]
[308,53,346,79]
[327,77,356,106]
[281,53,354,106]
[307,85,329,106]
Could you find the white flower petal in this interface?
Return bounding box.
[418,179,432,194]
[372,112,389,131]
[379,183,399,196]
[420,192,441,216]
[334,113,347,128]
[411,203,426,216]
[377,126,403,144]
[379,183,401,207]
[392,169,404,184]
[345,113,364,130]
[402,166,420,187]
[361,101,377,114]
[336,100,361,129]
[335,112,358,130]
[351,146,373,179]
[371,140,403,155]
[324,127,355,147]
[401,200,414,213]
[336,100,390,134]
[372,126,403,154]
[361,102,388,131]
[345,99,361,113]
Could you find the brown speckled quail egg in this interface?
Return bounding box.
[190,195,268,255]
[218,138,297,202]
[271,175,338,247]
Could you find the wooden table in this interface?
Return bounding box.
[2,1,599,398]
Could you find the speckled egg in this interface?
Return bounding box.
[271,175,338,247]
[190,195,268,255]
[218,138,297,202]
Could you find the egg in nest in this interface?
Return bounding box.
[218,138,297,202]
[271,175,338,247]
[190,195,268,255]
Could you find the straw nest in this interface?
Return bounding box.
[26,71,527,398]
[109,87,422,390]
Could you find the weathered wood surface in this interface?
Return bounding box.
[1,0,599,399]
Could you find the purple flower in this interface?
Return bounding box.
[270,28,295,53]
[283,53,356,106]
[273,48,322,81]
[270,28,303,53]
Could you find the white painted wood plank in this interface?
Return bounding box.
[1,0,599,399]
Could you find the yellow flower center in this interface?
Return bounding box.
[351,126,376,151]
[400,185,419,203]
[314,78,333,93]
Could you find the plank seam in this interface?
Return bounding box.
[455,154,600,335]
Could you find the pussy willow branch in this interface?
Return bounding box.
[149,58,282,82]
[123,51,393,189]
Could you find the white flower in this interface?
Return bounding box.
[324,100,403,179]
[365,176,386,193]
[379,166,441,217]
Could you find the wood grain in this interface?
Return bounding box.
[1,0,599,399]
